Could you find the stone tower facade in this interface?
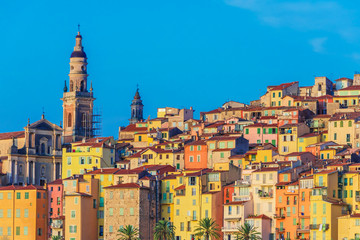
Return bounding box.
[129,88,144,124]
[62,31,95,143]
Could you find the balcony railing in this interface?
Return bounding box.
[258,191,273,198]
[296,226,310,233]
[222,226,240,232]
[274,214,285,219]
[276,227,285,233]
[51,222,63,229]
[309,224,329,231]
[234,180,251,186]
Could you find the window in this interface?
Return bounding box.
[349,121,352,127]
[16,209,20,218]
[334,133,337,140]
[71,210,76,218]
[347,134,351,142]
[69,225,77,233]
[16,193,20,199]
[120,208,124,215]
[340,121,344,127]
[193,200,196,206]
[190,146,194,151]
[74,197,78,204]
[197,155,200,162]
[130,191,134,199]
[245,129,249,134]
[197,145,201,151]
[109,208,113,216]
[93,199,97,208]
[109,225,113,233]
[24,227,28,236]
[130,208,134,216]
[67,157,71,165]
[7,227,10,236]
[189,177,196,186]
[192,188,196,196]
[99,197,104,207]
[7,193,11,200]
[220,152,224,158]
[7,209,11,218]
[16,227,20,236]
[24,209,28,218]
[38,228,42,236]
[257,128,260,134]
[189,156,194,162]
[0,193,2,200]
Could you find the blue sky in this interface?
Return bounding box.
[1,0,360,137]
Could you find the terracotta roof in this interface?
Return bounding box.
[335,77,353,81]
[0,131,25,140]
[337,85,360,91]
[313,114,331,119]
[260,116,277,119]
[269,82,298,91]
[121,124,147,132]
[185,140,207,146]
[174,185,185,190]
[329,112,360,121]
[315,170,337,175]
[104,183,147,189]
[212,148,234,152]
[208,136,241,141]
[245,123,278,128]
[299,133,320,138]
[0,185,45,191]
[48,179,63,185]
[224,201,248,205]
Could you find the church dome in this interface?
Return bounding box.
[70,51,87,58]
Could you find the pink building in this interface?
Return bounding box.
[47,179,64,238]
[244,123,278,146]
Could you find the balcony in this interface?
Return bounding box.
[309,224,329,231]
[233,195,251,202]
[51,221,63,229]
[274,214,285,219]
[222,225,240,232]
[234,180,251,186]
[297,226,310,233]
[258,191,273,198]
[276,227,285,233]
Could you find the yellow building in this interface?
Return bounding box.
[297,133,321,152]
[128,147,178,167]
[278,123,310,155]
[319,148,336,160]
[328,112,360,148]
[62,137,116,178]
[268,82,298,107]
[63,175,99,240]
[172,165,241,240]
[310,170,348,240]
[160,174,178,222]
[338,214,360,240]
[0,185,48,240]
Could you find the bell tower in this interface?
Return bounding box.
[129,87,144,124]
[62,29,95,143]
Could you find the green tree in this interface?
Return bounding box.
[154,220,176,240]
[235,222,262,240]
[51,236,62,240]
[194,217,220,240]
[117,225,140,240]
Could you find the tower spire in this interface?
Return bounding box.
[63,80,68,92]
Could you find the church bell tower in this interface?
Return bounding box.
[129,87,144,124]
[62,29,95,143]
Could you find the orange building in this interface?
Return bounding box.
[0,185,48,240]
[184,140,208,169]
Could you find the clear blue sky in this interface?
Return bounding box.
[1,0,360,137]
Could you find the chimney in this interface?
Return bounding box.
[354,73,360,86]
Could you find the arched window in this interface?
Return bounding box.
[132,109,135,117]
[80,81,85,92]
[68,113,72,127]
[70,81,74,92]
[318,84,322,91]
